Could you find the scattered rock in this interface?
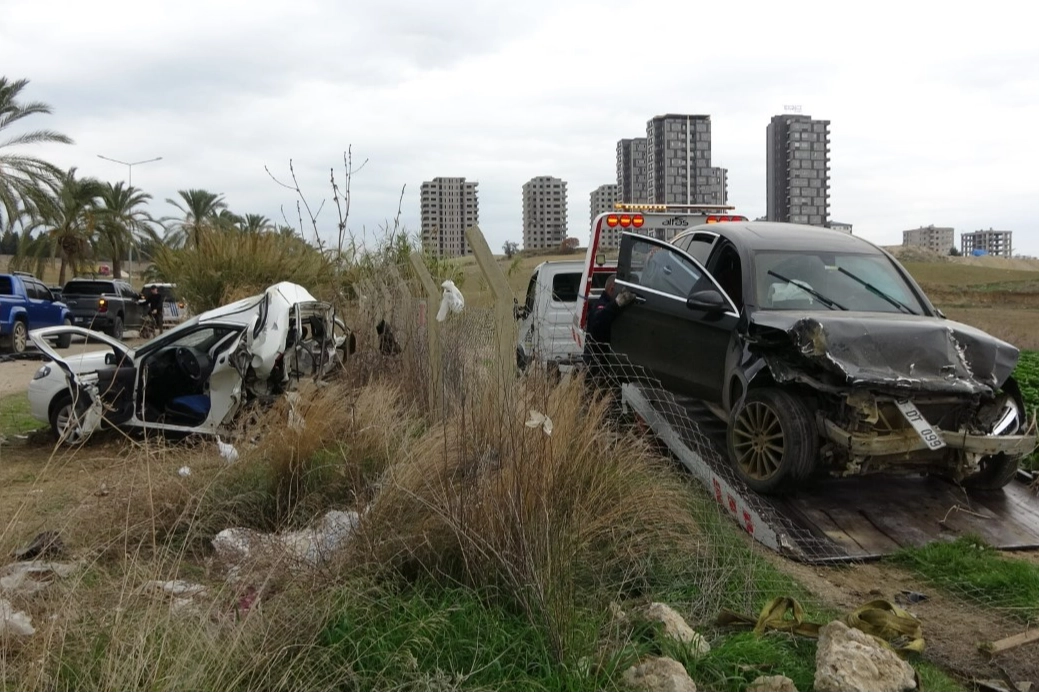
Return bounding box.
[95,482,110,497]
[642,602,710,656]
[12,531,64,560]
[0,561,81,596]
[0,598,35,641]
[747,674,797,691]
[623,656,696,692]
[815,620,917,692]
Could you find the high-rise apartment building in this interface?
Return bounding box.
[962,228,1013,258]
[420,177,479,257]
[903,225,954,254]
[646,114,723,205]
[616,138,648,203]
[766,114,830,226]
[706,166,728,205]
[590,183,620,248]
[522,176,568,250]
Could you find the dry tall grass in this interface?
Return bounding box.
[354,375,702,658]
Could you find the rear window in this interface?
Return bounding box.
[63,281,115,295]
[0,277,12,295]
[551,273,581,303]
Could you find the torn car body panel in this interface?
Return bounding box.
[748,312,1019,397]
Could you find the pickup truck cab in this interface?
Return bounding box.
[0,273,73,353]
[62,278,144,339]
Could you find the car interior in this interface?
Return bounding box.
[137,326,241,425]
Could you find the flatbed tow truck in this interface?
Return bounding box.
[574,205,1039,564]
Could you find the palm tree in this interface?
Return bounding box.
[0,77,73,230]
[163,189,227,248]
[26,167,105,284]
[96,181,154,280]
[238,213,272,234]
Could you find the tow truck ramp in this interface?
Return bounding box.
[622,383,1039,564]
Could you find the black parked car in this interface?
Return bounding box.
[610,222,1035,493]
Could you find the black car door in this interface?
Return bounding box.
[612,233,739,402]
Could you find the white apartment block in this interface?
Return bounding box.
[522,176,568,250]
[590,183,620,248]
[420,177,479,257]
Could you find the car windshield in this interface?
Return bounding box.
[754,251,925,314]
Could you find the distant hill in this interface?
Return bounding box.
[883,245,1039,272]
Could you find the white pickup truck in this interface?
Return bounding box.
[515,260,609,370]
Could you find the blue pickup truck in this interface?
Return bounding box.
[1,273,73,353]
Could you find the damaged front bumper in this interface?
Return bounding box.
[821,415,1038,458]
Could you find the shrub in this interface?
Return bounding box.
[352,376,702,659]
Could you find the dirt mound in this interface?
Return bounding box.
[882,246,951,263]
[884,246,1039,272]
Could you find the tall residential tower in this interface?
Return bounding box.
[420,177,479,257]
[766,114,830,226]
[522,176,568,250]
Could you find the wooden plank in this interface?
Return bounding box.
[980,628,1039,655]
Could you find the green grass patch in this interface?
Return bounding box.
[0,392,40,437]
[321,583,606,691]
[891,535,1039,617]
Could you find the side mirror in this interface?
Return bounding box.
[686,289,728,313]
[105,352,117,366]
[595,253,606,267]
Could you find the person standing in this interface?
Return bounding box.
[582,274,635,394]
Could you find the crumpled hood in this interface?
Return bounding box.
[748,311,1020,396]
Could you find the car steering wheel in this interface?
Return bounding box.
[174,346,203,382]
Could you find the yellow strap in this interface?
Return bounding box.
[717,596,925,656]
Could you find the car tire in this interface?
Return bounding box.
[49,391,89,445]
[962,453,1019,490]
[727,388,818,494]
[10,320,28,354]
[56,319,73,349]
[108,315,124,340]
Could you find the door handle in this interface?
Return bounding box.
[633,294,647,304]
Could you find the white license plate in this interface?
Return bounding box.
[895,398,946,450]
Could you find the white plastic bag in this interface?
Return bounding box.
[436,280,465,322]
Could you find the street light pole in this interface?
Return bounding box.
[96,155,162,281]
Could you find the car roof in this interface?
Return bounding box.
[679,222,883,255]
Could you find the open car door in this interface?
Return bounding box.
[611,232,740,401]
[29,326,137,442]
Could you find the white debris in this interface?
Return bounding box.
[285,392,305,432]
[0,598,35,640]
[212,510,361,584]
[0,561,81,596]
[217,436,239,463]
[140,580,210,599]
[178,466,191,477]
[436,280,464,322]
[525,410,554,436]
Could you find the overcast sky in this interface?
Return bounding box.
[3,0,1037,256]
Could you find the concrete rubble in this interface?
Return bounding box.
[642,602,710,656]
[815,620,917,692]
[622,656,697,692]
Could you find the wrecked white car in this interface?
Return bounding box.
[28,282,350,444]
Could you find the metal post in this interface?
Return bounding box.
[409,251,442,418]
[464,224,517,403]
